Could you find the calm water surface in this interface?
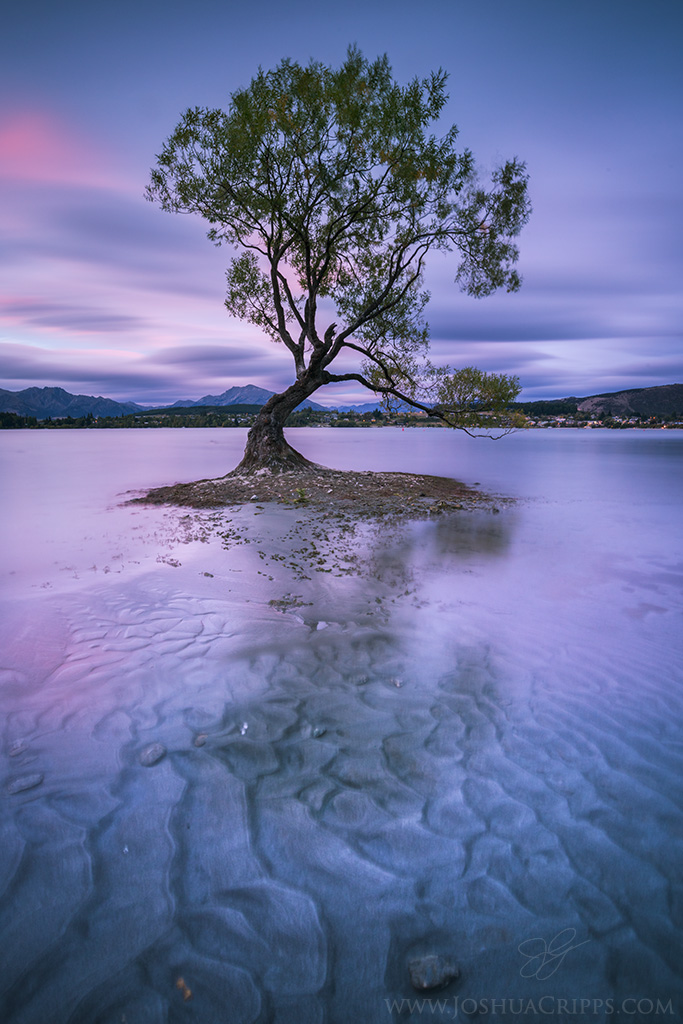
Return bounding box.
[0,427,681,1023]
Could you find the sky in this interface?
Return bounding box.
[1,0,681,407]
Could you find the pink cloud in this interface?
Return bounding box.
[0,111,126,189]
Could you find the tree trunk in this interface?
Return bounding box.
[233,376,324,474]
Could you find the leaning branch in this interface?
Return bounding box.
[324,371,517,438]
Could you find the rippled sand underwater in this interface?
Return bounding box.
[1,429,682,1023]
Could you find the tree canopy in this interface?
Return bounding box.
[147,47,531,470]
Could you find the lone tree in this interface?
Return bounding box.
[147,47,530,473]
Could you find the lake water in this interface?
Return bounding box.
[1,427,682,1023]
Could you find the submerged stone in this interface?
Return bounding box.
[7,772,44,794]
[139,742,167,767]
[408,954,460,991]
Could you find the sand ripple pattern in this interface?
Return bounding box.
[1,574,682,1023]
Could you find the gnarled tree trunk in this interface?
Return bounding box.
[233,374,325,474]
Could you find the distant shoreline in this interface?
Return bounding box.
[2,412,682,432]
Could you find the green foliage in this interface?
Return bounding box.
[147,47,531,431]
[430,365,523,431]
[513,399,579,416]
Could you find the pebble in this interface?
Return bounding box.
[193,734,207,747]
[7,773,44,795]
[139,743,167,767]
[409,954,460,991]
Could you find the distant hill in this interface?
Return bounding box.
[575,383,683,418]
[141,403,263,417]
[172,388,392,413]
[334,400,384,413]
[0,386,143,420]
[517,383,683,418]
[170,385,325,411]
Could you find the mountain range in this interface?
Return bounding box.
[0,384,379,419]
[168,385,325,411]
[0,386,143,419]
[167,385,385,412]
[1,383,681,420]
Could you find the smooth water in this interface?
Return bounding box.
[1,427,682,1023]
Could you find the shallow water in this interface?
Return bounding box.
[1,427,682,1023]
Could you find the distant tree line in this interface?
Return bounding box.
[2,404,681,430]
[511,400,579,416]
[1,412,39,428]
[0,405,437,429]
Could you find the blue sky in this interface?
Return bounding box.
[1,0,681,405]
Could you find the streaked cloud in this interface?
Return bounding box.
[0,111,127,190]
[1,299,145,333]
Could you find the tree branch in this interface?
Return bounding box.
[323,372,516,438]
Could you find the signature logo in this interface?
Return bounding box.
[518,929,590,980]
